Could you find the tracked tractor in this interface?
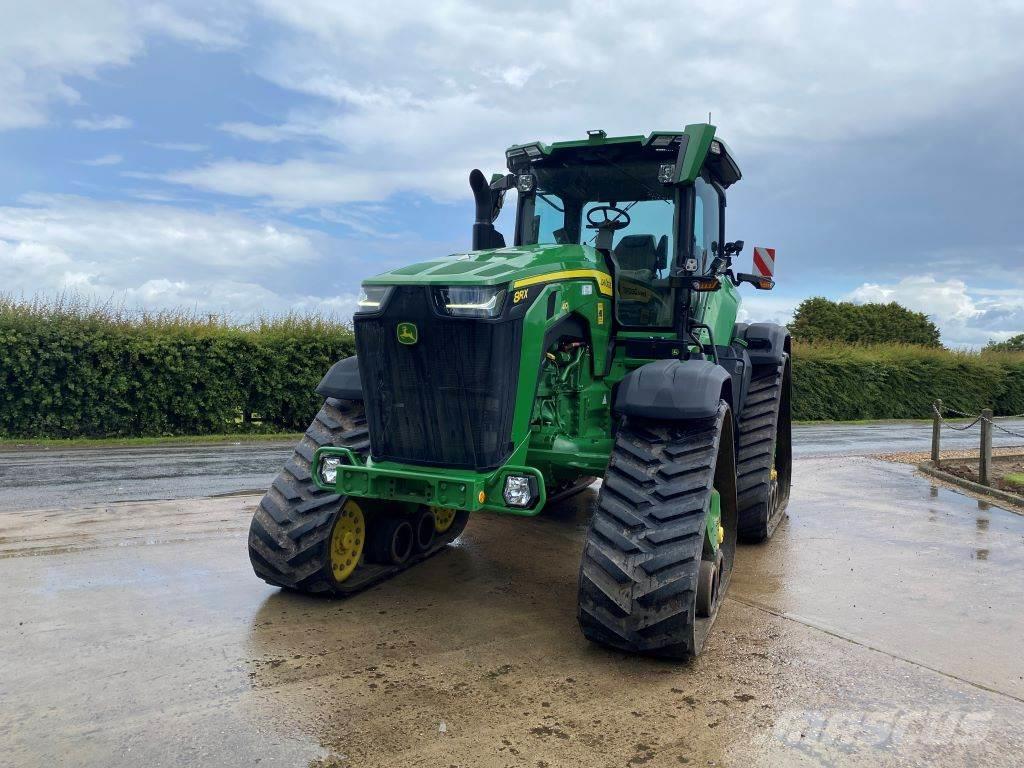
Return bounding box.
[247,124,792,659]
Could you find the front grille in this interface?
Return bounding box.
[354,286,522,470]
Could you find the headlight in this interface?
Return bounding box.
[356,285,392,312]
[503,474,538,508]
[319,456,341,485]
[436,285,506,318]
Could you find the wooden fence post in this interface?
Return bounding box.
[979,408,993,486]
[931,399,942,465]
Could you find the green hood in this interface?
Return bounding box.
[362,244,606,288]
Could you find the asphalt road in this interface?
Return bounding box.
[791,418,1024,457]
[1,420,1022,513]
[0,441,295,512]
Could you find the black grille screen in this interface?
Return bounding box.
[355,287,522,470]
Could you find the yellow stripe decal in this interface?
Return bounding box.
[512,269,613,296]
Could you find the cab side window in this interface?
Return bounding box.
[693,177,721,274]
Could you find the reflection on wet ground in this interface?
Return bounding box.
[2,456,1023,767]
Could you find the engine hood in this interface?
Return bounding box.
[361,243,606,289]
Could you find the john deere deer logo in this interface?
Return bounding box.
[397,322,418,345]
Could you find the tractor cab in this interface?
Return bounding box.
[491,128,743,329]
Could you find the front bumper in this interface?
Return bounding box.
[312,447,547,516]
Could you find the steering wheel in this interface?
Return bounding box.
[585,205,631,230]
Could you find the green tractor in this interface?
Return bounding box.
[247,123,792,659]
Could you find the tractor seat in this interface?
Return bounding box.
[615,234,660,283]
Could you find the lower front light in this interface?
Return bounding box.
[503,474,538,508]
[320,456,341,485]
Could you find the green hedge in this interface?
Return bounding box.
[0,300,354,438]
[1,300,1022,437]
[792,342,1024,421]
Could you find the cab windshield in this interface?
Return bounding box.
[517,151,678,327]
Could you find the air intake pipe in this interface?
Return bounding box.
[469,169,507,250]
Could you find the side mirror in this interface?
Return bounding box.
[736,273,774,290]
[492,190,505,223]
[487,173,516,223]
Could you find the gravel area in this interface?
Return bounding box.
[874,445,1024,464]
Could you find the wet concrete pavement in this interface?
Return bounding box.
[2,419,1022,513]
[2,454,1023,766]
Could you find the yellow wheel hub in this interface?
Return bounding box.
[329,500,365,583]
[433,506,456,533]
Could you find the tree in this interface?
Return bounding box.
[789,297,942,346]
[984,333,1024,352]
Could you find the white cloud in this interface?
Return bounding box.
[0,195,333,313]
[219,121,295,143]
[0,1,244,131]
[0,194,439,318]
[73,114,133,131]
[0,240,75,286]
[146,141,207,152]
[164,157,465,207]
[849,277,983,324]
[737,293,800,328]
[122,276,359,317]
[155,0,1024,206]
[847,276,1021,348]
[137,4,242,49]
[79,153,124,166]
[0,194,320,270]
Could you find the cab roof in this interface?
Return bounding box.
[505,123,742,188]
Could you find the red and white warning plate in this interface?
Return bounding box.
[752,247,775,278]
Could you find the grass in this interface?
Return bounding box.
[0,292,353,335]
[0,433,303,450]
[1006,473,1024,488]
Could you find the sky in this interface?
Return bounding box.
[0,0,1022,347]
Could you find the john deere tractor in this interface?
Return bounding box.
[247,123,792,659]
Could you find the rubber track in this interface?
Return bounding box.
[247,398,467,596]
[735,357,790,542]
[577,404,726,659]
